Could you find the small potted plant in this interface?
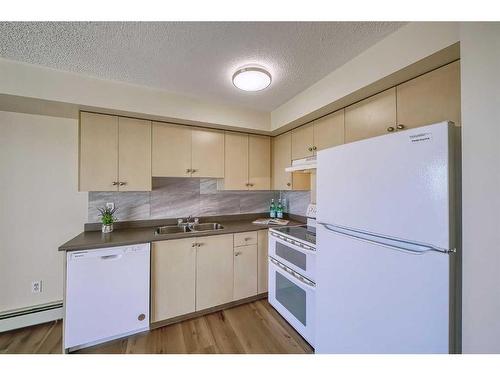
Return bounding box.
[97,206,117,233]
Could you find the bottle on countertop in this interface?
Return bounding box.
[270,199,276,218]
[276,199,284,219]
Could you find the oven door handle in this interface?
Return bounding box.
[269,257,316,289]
[269,232,316,253]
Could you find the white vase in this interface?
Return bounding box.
[102,223,113,233]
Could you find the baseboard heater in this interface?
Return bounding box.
[0,301,63,333]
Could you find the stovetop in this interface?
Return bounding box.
[272,225,316,246]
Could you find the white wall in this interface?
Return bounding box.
[0,58,270,132]
[460,22,500,353]
[271,22,460,130]
[0,111,87,312]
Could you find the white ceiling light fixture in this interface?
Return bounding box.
[232,66,272,92]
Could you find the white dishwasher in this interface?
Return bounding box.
[64,243,150,352]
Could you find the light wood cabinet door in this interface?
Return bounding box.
[248,135,271,190]
[151,239,196,322]
[118,117,152,191]
[152,122,192,177]
[191,128,224,178]
[257,230,269,294]
[291,123,314,160]
[233,244,258,300]
[196,234,234,310]
[313,109,345,152]
[397,61,461,129]
[224,132,249,190]
[345,87,397,143]
[272,132,292,190]
[79,112,119,191]
[272,132,310,191]
[234,231,258,247]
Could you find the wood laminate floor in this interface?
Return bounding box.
[0,300,313,354]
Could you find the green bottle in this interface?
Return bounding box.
[270,199,276,218]
[276,199,284,219]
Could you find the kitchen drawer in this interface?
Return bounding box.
[234,231,257,247]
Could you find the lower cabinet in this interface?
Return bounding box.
[233,231,258,300]
[151,238,196,322]
[195,234,234,311]
[257,230,269,294]
[151,230,268,323]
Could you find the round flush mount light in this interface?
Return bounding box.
[232,67,272,91]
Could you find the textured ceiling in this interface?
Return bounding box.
[0,22,405,112]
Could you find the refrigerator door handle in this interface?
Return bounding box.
[318,222,455,255]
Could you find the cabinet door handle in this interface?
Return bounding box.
[244,237,252,241]
[312,146,317,151]
[235,251,242,256]
[186,168,192,173]
[397,124,405,130]
[286,182,291,187]
[119,182,126,186]
[112,181,119,186]
[308,147,313,152]
[197,243,202,247]
[387,127,395,132]
[192,242,197,248]
[191,169,197,173]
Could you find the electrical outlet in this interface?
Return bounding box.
[105,202,115,210]
[32,280,42,294]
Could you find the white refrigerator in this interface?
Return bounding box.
[315,121,460,354]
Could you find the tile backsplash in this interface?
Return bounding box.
[88,178,311,223]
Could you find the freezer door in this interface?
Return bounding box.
[315,226,450,353]
[317,121,454,250]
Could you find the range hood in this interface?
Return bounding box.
[285,156,317,172]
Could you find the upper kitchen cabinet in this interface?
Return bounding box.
[272,132,310,191]
[223,132,249,190]
[152,123,224,178]
[345,87,397,143]
[248,134,271,190]
[79,112,152,191]
[118,117,152,191]
[191,128,225,178]
[313,110,345,152]
[79,112,118,191]
[291,123,314,160]
[291,110,344,159]
[152,122,192,177]
[396,61,461,129]
[223,132,271,190]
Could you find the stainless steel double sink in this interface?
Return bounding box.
[155,222,224,235]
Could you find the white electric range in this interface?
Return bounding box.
[268,204,316,346]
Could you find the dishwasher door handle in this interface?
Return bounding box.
[100,254,122,260]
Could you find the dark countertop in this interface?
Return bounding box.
[59,214,305,252]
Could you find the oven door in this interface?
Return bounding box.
[269,231,316,281]
[268,257,315,347]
